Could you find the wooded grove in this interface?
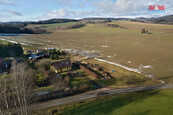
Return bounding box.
[0,43,23,57]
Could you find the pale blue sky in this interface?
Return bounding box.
[0,0,172,22]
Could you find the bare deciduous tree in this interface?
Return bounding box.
[0,61,35,115]
[0,76,12,115]
[11,61,35,115]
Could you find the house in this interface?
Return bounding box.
[51,59,72,73]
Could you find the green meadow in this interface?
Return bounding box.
[60,89,173,115]
[33,89,173,115]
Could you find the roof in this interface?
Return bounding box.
[29,52,46,59]
[52,59,71,70]
[29,54,38,59]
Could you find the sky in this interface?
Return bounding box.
[0,0,172,22]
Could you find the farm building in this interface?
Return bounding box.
[29,52,46,60]
[51,59,72,73]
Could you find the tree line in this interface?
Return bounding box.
[0,24,47,34]
[0,43,23,57]
[62,22,85,30]
[31,19,79,24]
[48,49,66,60]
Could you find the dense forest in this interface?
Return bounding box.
[0,43,23,57]
[0,25,47,34]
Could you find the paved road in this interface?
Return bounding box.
[29,84,173,111]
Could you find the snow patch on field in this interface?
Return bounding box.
[0,38,33,46]
[142,65,152,68]
[94,58,165,84]
[127,61,132,63]
[102,46,108,48]
[94,58,142,74]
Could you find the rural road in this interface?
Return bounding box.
[29,84,173,111]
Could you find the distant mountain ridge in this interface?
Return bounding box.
[82,18,130,21]
[83,15,173,24]
[0,15,173,26]
[131,15,173,24]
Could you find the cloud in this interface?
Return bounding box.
[38,8,97,20]
[0,0,15,6]
[2,10,22,16]
[39,0,173,20]
[92,0,173,17]
[28,0,173,21]
[44,9,66,18]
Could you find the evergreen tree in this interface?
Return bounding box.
[141,28,145,34]
[0,43,23,57]
[146,30,148,34]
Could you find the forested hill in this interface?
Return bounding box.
[0,25,47,34]
[31,19,80,24]
[0,19,80,26]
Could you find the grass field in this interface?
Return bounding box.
[33,89,173,115]
[84,59,160,87]
[1,21,173,83]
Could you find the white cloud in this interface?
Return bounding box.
[92,0,173,17]
[39,0,173,20]
[0,0,15,6]
[45,9,66,18]
[41,9,99,19]
[2,0,172,22]
[2,10,22,16]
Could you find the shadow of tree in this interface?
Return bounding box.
[62,89,160,115]
[133,110,151,115]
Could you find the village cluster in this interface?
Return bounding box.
[0,47,114,102]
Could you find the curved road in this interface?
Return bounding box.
[29,84,173,111]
